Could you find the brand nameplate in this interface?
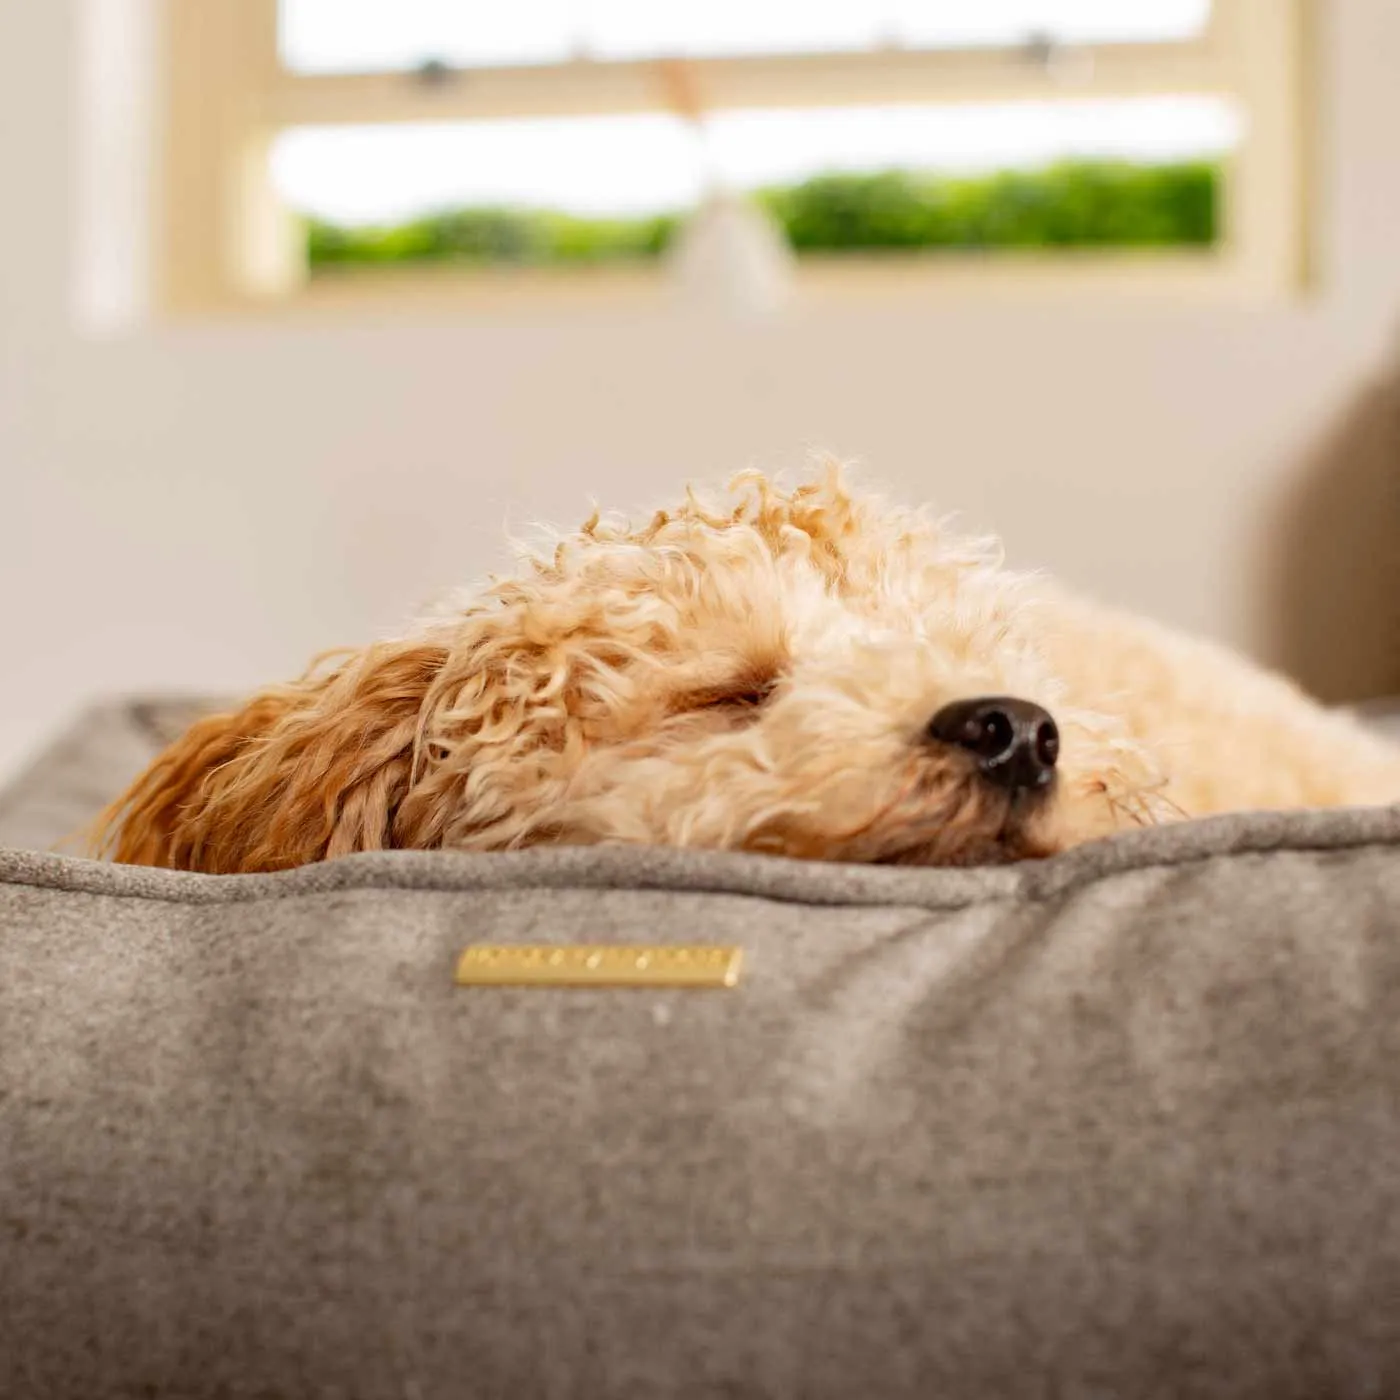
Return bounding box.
[455,944,743,989]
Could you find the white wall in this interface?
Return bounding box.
[2,0,1399,782]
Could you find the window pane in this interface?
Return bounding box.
[271,99,1235,269]
[271,98,1240,226]
[280,0,1212,75]
[887,0,1213,50]
[705,99,1238,193]
[273,116,703,225]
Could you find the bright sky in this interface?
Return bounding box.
[272,1,1229,226]
[279,1,1214,71]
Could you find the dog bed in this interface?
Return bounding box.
[3,700,1400,1400]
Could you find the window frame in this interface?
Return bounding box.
[155,0,1314,316]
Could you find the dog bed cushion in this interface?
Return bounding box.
[3,701,1400,1400]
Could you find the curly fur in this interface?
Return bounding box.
[94,467,1400,874]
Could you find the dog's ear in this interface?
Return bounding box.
[92,641,449,873]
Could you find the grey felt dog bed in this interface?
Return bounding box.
[3,700,1400,1400]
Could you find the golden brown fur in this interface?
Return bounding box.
[94,468,1400,874]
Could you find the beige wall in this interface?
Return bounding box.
[2,0,1399,783]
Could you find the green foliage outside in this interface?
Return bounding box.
[308,208,678,267]
[306,159,1219,270]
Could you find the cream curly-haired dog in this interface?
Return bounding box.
[96,468,1400,874]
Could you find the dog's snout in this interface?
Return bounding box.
[927,696,1059,793]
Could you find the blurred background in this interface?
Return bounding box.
[1,0,1397,783]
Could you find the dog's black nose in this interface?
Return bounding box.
[927,696,1059,794]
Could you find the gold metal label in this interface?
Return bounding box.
[455,944,743,989]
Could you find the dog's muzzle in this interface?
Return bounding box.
[927,696,1060,795]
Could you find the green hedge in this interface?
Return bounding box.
[306,160,1218,269]
[308,208,677,267]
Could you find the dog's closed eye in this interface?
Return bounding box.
[676,675,778,718]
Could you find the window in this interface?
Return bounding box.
[157,0,1311,313]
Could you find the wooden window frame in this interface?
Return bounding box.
[156,0,1314,316]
